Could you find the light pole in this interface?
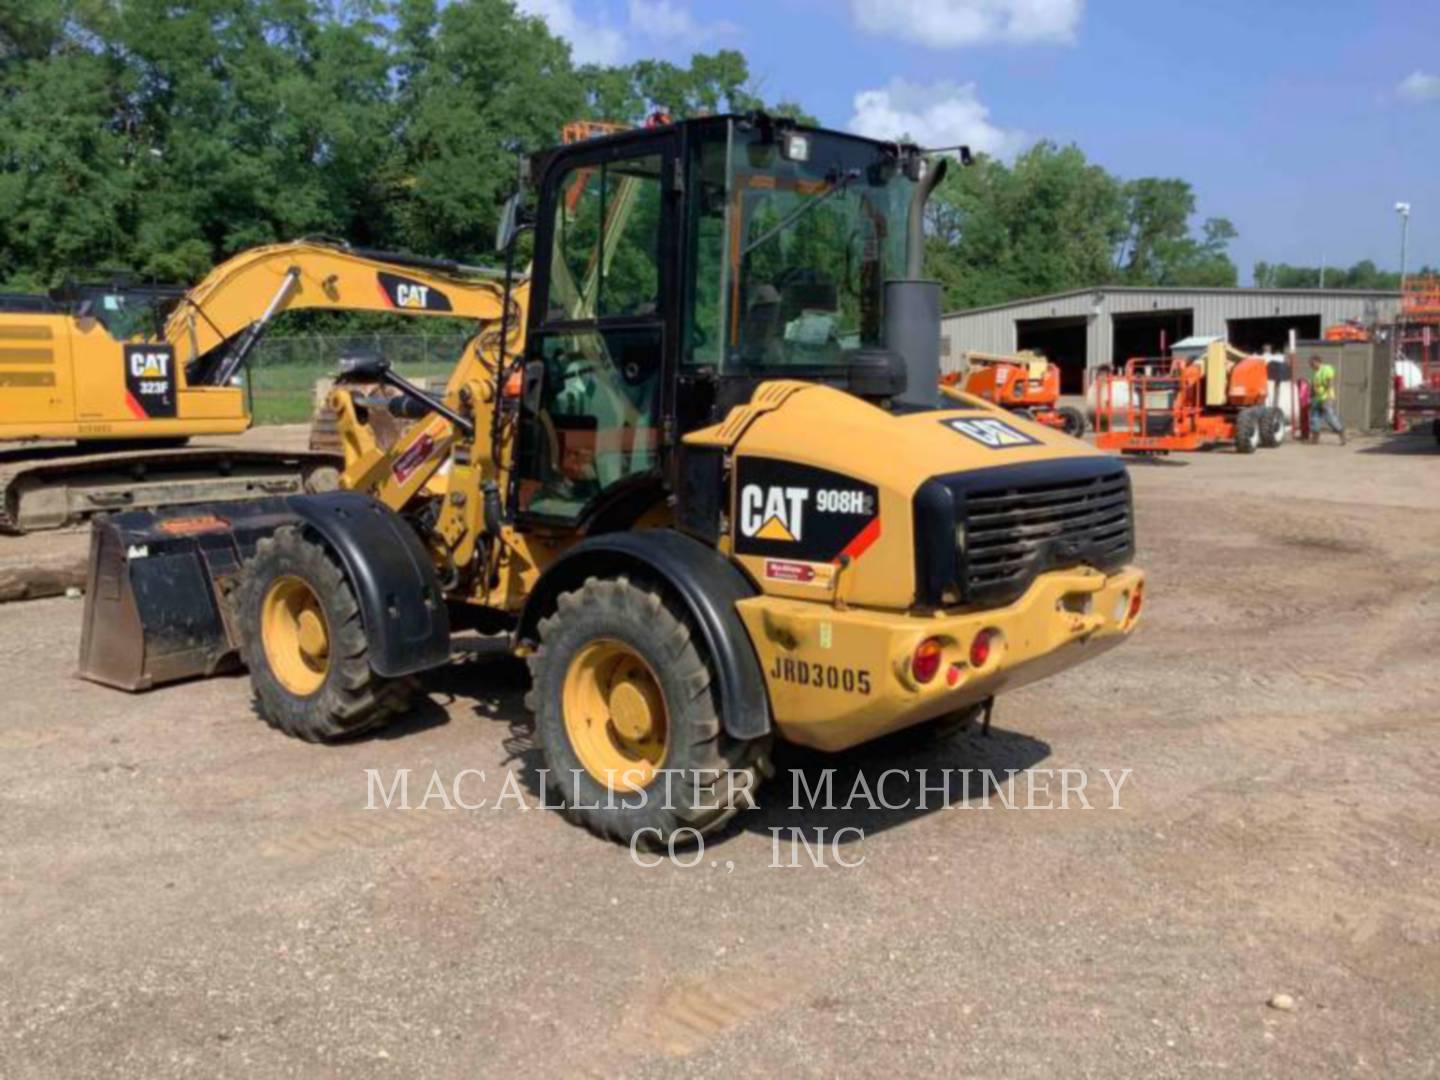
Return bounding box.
[1395,201,1411,293]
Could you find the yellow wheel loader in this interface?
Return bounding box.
[0,241,505,531]
[79,115,1144,843]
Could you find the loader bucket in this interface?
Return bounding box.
[78,499,296,691]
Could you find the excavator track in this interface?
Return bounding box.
[0,446,341,534]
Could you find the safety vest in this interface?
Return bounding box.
[1311,363,1336,403]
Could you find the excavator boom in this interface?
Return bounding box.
[169,241,507,385]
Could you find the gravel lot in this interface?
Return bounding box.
[1,430,1437,1078]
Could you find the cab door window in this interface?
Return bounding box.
[548,155,663,322]
[524,151,668,523]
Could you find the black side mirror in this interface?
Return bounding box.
[495,193,533,253]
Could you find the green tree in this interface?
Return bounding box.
[1,0,1237,316]
[925,142,1127,308]
[1114,177,1237,286]
[925,144,1238,309]
[392,0,584,261]
[1251,259,1435,290]
[0,1,133,288]
[110,0,398,280]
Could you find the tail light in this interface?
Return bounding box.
[1127,583,1144,622]
[970,628,997,668]
[911,638,944,684]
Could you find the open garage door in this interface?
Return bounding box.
[1227,315,1321,354]
[1016,316,1087,393]
[1112,310,1193,365]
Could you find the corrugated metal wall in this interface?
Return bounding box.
[940,288,1402,377]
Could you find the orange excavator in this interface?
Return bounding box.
[1094,339,1287,454]
[941,350,1086,436]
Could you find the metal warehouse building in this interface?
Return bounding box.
[940,286,1402,393]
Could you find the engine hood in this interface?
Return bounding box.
[687,382,1124,610]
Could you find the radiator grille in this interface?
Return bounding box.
[962,468,1133,605]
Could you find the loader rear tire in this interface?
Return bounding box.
[1056,405,1087,437]
[1235,407,1262,454]
[235,526,413,742]
[527,575,772,846]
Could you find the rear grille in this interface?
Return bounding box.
[962,468,1132,605]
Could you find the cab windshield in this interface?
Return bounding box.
[685,122,915,373]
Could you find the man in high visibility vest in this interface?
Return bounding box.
[1306,354,1346,445]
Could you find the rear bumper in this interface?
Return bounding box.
[736,565,1144,751]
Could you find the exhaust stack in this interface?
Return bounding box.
[887,155,950,410]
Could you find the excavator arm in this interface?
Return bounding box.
[165,240,511,385]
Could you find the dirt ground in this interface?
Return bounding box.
[1,429,1438,1078]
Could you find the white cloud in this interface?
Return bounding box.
[1397,70,1440,103]
[517,0,734,66]
[515,0,625,66]
[851,0,1082,48]
[849,79,1029,158]
[627,0,737,47]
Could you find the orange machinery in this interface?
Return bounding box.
[1393,276,1440,443]
[944,350,1086,436]
[1094,340,1287,454]
[1323,320,1371,343]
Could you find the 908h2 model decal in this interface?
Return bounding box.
[734,458,880,564]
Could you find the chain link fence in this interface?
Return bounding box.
[245,334,472,424]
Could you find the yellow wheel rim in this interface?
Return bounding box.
[261,575,332,697]
[562,639,668,791]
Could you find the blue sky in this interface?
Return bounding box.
[519,0,1439,283]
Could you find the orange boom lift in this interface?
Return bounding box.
[942,350,1086,436]
[1094,340,1287,455]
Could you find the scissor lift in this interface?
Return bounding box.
[1393,277,1440,444]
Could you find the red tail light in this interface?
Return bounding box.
[969,628,997,668]
[911,638,944,684]
[1127,584,1144,622]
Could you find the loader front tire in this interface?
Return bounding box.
[527,576,772,846]
[235,526,412,742]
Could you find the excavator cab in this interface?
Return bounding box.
[50,280,187,342]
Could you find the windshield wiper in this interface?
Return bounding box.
[740,167,862,258]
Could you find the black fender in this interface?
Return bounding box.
[285,491,450,678]
[517,530,772,739]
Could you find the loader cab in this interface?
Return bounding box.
[515,114,924,529]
